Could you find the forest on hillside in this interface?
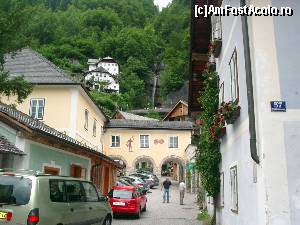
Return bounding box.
[0,0,190,116]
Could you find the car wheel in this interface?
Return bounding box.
[135,208,141,219]
[102,216,112,225]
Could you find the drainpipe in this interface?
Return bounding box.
[240,0,260,164]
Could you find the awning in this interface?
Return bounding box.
[0,136,26,155]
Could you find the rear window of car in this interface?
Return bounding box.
[0,175,32,205]
[113,190,133,199]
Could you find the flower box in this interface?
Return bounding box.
[225,106,241,124]
[219,101,241,125]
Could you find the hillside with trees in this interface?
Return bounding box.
[0,0,190,116]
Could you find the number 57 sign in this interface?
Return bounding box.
[270,101,286,112]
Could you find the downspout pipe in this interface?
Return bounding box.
[240,0,260,164]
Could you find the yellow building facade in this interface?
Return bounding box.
[104,120,193,178]
[2,48,106,152]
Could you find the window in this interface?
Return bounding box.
[211,15,222,40]
[29,98,45,120]
[230,166,238,212]
[65,180,84,202]
[84,110,89,130]
[82,182,99,202]
[229,49,239,102]
[169,136,178,148]
[0,176,32,205]
[111,135,120,147]
[93,119,97,137]
[49,180,66,202]
[220,172,224,207]
[140,135,149,148]
[100,126,104,141]
[219,82,225,106]
[70,164,85,179]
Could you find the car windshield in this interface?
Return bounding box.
[113,190,133,199]
[0,175,32,205]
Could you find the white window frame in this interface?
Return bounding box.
[93,119,97,137]
[220,172,224,207]
[84,110,89,130]
[29,98,45,120]
[229,48,239,102]
[168,136,178,148]
[230,165,238,213]
[140,135,150,149]
[111,135,120,148]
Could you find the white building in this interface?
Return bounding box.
[190,1,300,225]
[86,57,120,92]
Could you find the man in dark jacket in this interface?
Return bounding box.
[161,177,172,203]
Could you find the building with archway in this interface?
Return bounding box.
[103,120,193,179]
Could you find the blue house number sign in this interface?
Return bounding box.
[270,101,286,112]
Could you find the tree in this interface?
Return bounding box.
[0,1,33,103]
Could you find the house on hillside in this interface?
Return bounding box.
[190,1,300,225]
[86,56,119,93]
[0,103,121,195]
[163,100,189,121]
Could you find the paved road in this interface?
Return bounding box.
[112,182,202,225]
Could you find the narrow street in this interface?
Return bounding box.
[112,181,202,225]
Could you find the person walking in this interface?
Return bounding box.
[179,180,186,205]
[161,177,172,203]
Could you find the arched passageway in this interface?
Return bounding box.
[159,156,185,181]
[132,155,156,173]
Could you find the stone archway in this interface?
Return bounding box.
[159,155,185,181]
[108,155,128,176]
[132,155,156,174]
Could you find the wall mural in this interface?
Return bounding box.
[154,139,164,145]
[126,136,134,152]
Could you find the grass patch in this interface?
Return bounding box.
[197,209,212,225]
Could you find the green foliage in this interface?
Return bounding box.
[145,109,161,120]
[197,209,212,225]
[195,70,221,197]
[0,1,33,103]
[0,0,190,112]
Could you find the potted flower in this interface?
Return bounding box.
[219,101,241,124]
[209,114,226,139]
[209,38,222,58]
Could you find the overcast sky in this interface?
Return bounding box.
[154,0,173,10]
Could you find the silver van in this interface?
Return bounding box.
[0,170,112,225]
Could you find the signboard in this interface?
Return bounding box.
[270,101,286,112]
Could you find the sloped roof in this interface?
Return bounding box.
[106,119,193,130]
[88,66,110,74]
[0,103,120,167]
[0,136,25,155]
[4,48,76,84]
[163,100,189,121]
[114,111,158,121]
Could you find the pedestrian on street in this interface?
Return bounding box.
[179,180,186,205]
[161,177,172,203]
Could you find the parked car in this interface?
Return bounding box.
[0,170,112,225]
[130,173,159,188]
[121,176,149,192]
[107,186,147,218]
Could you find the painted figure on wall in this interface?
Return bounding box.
[126,136,134,152]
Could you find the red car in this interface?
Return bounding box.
[107,186,147,218]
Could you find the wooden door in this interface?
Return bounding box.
[44,166,60,175]
[103,167,110,196]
